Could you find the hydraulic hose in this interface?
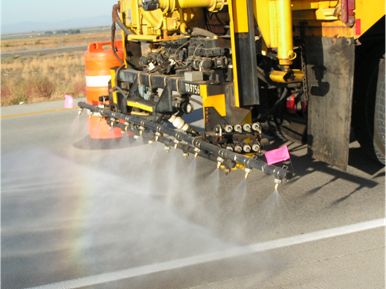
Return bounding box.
[111,23,124,66]
[112,2,132,36]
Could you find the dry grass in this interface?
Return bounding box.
[1,52,86,106]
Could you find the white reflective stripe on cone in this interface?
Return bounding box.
[86,75,111,87]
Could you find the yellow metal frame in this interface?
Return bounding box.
[227,0,240,107]
[111,69,118,104]
[126,101,154,112]
[200,85,227,117]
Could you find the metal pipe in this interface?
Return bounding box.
[276,0,296,67]
[78,102,293,180]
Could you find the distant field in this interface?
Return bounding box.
[1,27,115,53]
[0,27,122,106]
[1,26,111,40]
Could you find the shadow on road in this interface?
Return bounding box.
[259,139,383,206]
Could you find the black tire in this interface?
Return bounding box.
[374,62,385,163]
[352,46,385,164]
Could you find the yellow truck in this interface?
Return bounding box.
[79,0,385,181]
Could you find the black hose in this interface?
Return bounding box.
[190,8,200,27]
[191,27,217,38]
[113,85,129,98]
[189,98,203,106]
[111,23,124,66]
[214,13,226,27]
[115,17,132,36]
[114,64,125,94]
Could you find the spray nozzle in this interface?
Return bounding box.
[139,126,145,136]
[194,148,201,158]
[183,152,189,160]
[245,167,252,179]
[110,118,116,127]
[155,132,162,142]
[274,178,282,191]
[78,108,84,115]
[217,157,225,169]
[174,139,180,149]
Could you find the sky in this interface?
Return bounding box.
[1,0,119,25]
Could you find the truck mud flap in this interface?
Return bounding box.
[305,37,355,170]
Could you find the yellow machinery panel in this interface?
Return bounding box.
[355,0,385,36]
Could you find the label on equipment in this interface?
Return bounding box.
[185,83,200,95]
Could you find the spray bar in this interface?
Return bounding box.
[78,102,293,180]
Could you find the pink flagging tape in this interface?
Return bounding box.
[64,95,74,109]
[265,145,290,165]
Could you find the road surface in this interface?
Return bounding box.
[1,45,88,58]
[1,99,385,288]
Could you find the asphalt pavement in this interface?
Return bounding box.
[1,45,88,58]
[1,99,385,289]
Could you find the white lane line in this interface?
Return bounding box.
[26,218,385,289]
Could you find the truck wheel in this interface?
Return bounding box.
[374,60,385,164]
[352,50,385,165]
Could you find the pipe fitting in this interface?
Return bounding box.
[169,115,190,132]
[243,124,251,132]
[224,125,233,133]
[234,124,242,133]
[155,132,163,142]
[243,144,252,153]
[245,167,252,179]
[194,147,201,158]
[217,156,225,169]
[252,123,261,132]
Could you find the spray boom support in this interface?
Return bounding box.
[78,102,292,181]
